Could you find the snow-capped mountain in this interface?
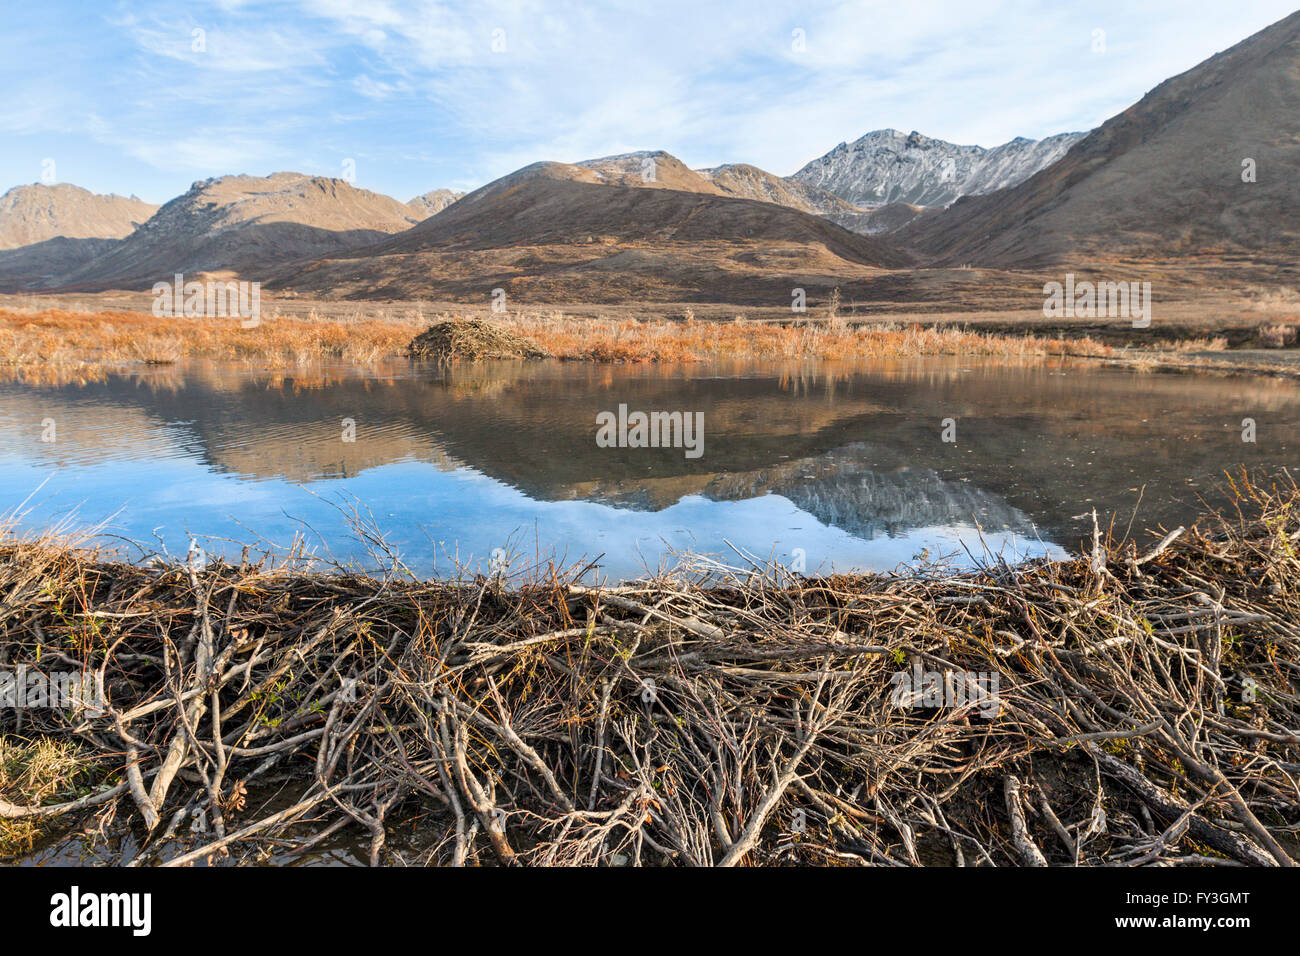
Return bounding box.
[790,129,1085,208]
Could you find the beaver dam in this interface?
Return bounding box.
[2,476,1299,867]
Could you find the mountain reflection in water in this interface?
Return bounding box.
[2,357,1297,580]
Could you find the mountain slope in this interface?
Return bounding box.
[271,159,910,303]
[376,161,902,257]
[0,183,156,250]
[575,152,887,227]
[854,202,942,235]
[791,129,1083,208]
[576,151,726,193]
[900,11,1300,267]
[408,188,464,218]
[0,237,123,291]
[57,172,425,290]
[697,163,856,216]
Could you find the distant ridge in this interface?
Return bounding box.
[0,183,157,250]
[790,129,1084,208]
[697,163,859,217]
[269,155,910,303]
[408,188,464,218]
[57,172,425,290]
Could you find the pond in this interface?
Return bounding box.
[1,357,1297,581]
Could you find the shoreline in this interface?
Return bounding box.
[3,303,1298,380]
[2,477,1298,865]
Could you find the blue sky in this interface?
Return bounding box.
[2,1,1295,205]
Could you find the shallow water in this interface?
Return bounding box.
[1,356,1297,581]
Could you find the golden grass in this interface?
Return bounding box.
[505,310,1114,363]
[0,306,1117,380]
[1155,335,1230,352]
[0,736,101,858]
[0,307,420,371]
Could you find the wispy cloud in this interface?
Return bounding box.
[0,0,1294,202]
[126,131,287,177]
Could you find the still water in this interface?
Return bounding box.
[1,357,1297,581]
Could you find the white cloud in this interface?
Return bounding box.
[352,74,411,98]
[127,133,282,176]
[1,0,1296,199]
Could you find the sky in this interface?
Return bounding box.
[1,0,1296,205]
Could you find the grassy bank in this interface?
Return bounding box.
[0,306,1127,379]
[1,475,1298,866]
[0,307,420,373]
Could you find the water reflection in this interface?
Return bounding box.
[1,357,1296,580]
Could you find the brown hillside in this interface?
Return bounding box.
[0,183,156,250]
[270,161,910,304]
[901,10,1300,267]
[56,172,425,290]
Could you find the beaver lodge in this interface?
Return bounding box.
[407,319,550,362]
[1,475,1298,866]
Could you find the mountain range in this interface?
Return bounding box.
[790,129,1084,208]
[1,10,1296,302]
[267,158,907,303]
[0,132,1059,298]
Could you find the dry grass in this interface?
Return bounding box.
[0,736,101,858]
[1258,323,1299,349]
[0,307,422,376]
[480,310,1114,364]
[1159,336,1230,352]
[0,307,1116,381]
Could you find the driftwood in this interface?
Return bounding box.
[1,472,1298,866]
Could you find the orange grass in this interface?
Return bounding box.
[503,310,1113,363]
[0,307,419,370]
[0,306,1114,380]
